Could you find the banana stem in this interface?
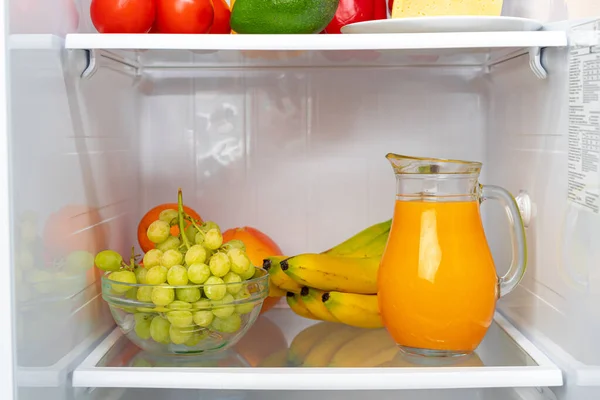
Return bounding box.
[178,188,191,251]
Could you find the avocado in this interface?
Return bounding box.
[230,0,339,34]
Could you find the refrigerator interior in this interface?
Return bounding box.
[3,1,600,400]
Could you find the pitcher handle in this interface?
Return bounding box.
[480,185,528,298]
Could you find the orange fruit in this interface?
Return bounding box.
[222,226,283,313]
[137,203,202,253]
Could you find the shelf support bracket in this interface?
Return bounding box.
[80,49,141,80]
[529,47,547,79]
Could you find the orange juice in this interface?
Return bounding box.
[378,200,498,354]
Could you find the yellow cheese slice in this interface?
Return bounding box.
[392,0,503,19]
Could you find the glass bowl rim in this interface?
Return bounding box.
[101,266,269,290]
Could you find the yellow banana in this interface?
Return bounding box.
[286,292,319,320]
[282,254,379,294]
[343,229,390,258]
[324,219,392,256]
[329,329,397,367]
[264,256,303,294]
[322,291,383,328]
[269,283,287,297]
[288,321,337,366]
[257,349,290,367]
[301,287,339,322]
[302,325,360,367]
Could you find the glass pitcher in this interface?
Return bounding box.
[378,154,527,357]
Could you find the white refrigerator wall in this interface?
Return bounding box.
[4,2,600,400]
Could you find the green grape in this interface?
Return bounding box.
[66,250,94,274]
[176,287,201,303]
[20,219,36,243]
[152,286,175,306]
[166,310,193,328]
[193,299,211,310]
[109,270,137,293]
[185,225,198,243]
[137,286,153,302]
[211,293,235,318]
[194,231,205,245]
[240,265,256,281]
[211,313,242,333]
[146,266,168,285]
[193,310,214,327]
[223,271,243,294]
[143,249,163,268]
[159,209,179,225]
[94,250,123,272]
[18,249,34,270]
[168,300,192,310]
[134,313,154,340]
[161,249,183,268]
[224,239,246,251]
[147,220,171,244]
[209,252,230,277]
[185,330,208,347]
[150,316,171,343]
[170,325,192,345]
[204,229,223,250]
[156,236,181,252]
[184,245,207,266]
[235,289,255,314]
[29,270,53,294]
[187,262,211,284]
[167,265,188,286]
[201,221,220,233]
[228,248,251,277]
[125,287,138,300]
[203,276,226,300]
[134,267,149,284]
[131,358,153,368]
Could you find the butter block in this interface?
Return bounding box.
[392,0,503,19]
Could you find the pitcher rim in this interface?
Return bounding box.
[385,153,483,168]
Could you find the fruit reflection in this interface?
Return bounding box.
[234,314,288,367]
[380,351,485,368]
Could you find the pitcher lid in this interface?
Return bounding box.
[386,153,482,175]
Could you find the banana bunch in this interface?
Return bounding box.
[288,321,398,367]
[263,220,390,329]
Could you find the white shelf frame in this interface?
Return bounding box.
[65,32,567,51]
[72,313,563,390]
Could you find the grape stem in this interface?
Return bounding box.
[177,188,191,251]
[185,215,205,238]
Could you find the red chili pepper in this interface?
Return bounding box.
[324,0,388,34]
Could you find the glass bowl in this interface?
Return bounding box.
[101,268,269,356]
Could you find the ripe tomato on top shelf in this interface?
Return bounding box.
[209,0,232,34]
[90,0,155,33]
[155,0,215,34]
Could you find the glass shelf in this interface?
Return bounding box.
[72,309,562,390]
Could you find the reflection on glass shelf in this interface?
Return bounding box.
[98,310,536,369]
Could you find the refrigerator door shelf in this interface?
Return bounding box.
[72,310,562,391]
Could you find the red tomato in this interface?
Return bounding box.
[156,0,215,34]
[209,0,231,34]
[90,0,155,33]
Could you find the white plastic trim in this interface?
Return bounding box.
[65,32,567,51]
[17,324,112,388]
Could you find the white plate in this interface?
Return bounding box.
[341,16,543,34]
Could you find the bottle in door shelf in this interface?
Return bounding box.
[377,154,527,357]
[390,0,503,18]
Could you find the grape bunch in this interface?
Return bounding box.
[94,189,267,353]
